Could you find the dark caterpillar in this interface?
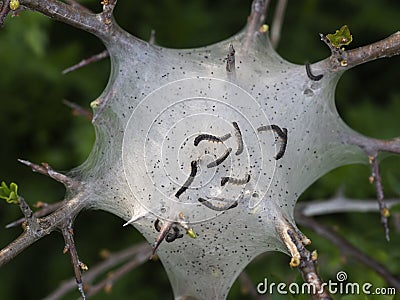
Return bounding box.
[198,197,238,211]
[207,148,232,168]
[175,160,198,198]
[221,173,250,186]
[257,124,288,160]
[194,133,231,146]
[232,122,244,155]
[305,63,323,81]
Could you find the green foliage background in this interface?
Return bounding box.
[0,0,399,299]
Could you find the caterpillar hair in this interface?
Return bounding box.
[194,133,231,146]
[221,173,250,186]
[207,148,232,168]
[232,122,244,155]
[257,125,288,160]
[198,197,238,211]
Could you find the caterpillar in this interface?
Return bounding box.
[232,122,244,155]
[305,63,323,81]
[221,173,250,186]
[207,148,232,168]
[275,128,288,160]
[165,226,184,243]
[175,160,198,198]
[194,133,231,146]
[257,124,288,160]
[154,218,161,232]
[198,197,238,211]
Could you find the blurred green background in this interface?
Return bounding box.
[0,0,399,299]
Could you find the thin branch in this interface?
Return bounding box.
[19,0,114,39]
[44,243,151,300]
[62,99,93,121]
[298,196,400,217]
[0,0,11,27]
[61,222,87,300]
[296,213,400,292]
[369,155,390,241]
[18,159,79,189]
[340,134,400,241]
[346,31,400,69]
[0,196,83,266]
[270,0,287,49]
[6,201,64,228]
[16,196,41,233]
[62,50,109,74]
[85,246,149,297]
[341,135,400,156]
[244,0,271,51]
[319,31,400,71]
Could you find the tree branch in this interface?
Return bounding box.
[0,196,83,266]
[244,0,271,51]
[19,0,116,40]
[319,31,400,71]
[270,0,287,49]
[44,243,151,300]
[298,195,400,217]
[61,221,87,300]
[6,201,64,229]
[296,213,400,292]
[339,134,400,241]
[18,159,79,189]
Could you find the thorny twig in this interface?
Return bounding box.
[44,243,151,300]
[18,159,79,189]
[62,99,93,121]
[369,155,390,241]
[6,200,64,229]
[61,222,87,300]
[297,193,400,217]
[0,194,84,266]
[340,135,400,240]
[62,50,109,74]
[319,31,400,71]
[296,212,400,292]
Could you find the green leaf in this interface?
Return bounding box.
[326,25,353,48]
[0,181,19,204]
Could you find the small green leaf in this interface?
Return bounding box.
[326,25,353,48]
[187,228,197,239]
[0,181,19,204]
